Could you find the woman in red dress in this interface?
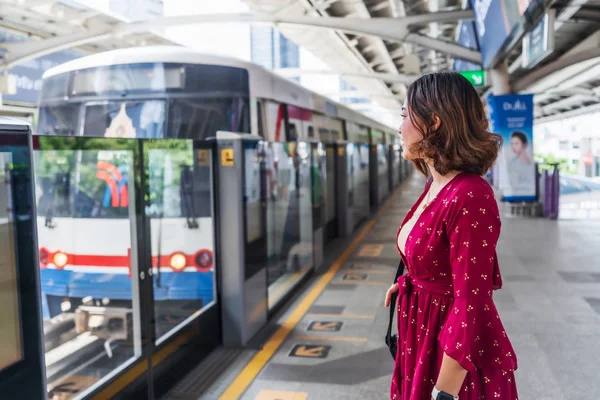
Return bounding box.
[385,71,519,400]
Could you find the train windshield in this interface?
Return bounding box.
[37,62,251,140]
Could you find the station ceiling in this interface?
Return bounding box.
[2,0,600,124]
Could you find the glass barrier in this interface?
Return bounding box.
[352,143,370,225]
[34,137,142,400]
[142,139,217,344]
[0,151,23,372]
[265,142,313,310]
[377,144,390,201]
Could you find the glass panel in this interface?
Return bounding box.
[37,105,80,136]
[377,144,389,200]
[0,151,23,371]
[34,137,141,400]
[325,146,336,224]
[353,143,370,224]
[265,142,311,310]
[297,141,313,266]
[143,140,217,343]
[244,141,267,279]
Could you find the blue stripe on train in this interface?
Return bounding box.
[40,269,215,302]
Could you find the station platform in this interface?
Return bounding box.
[163,173,600,400]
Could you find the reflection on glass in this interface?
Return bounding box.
[34,137,139,400]
[265,142,313,310]
[325,146,336,225]
[377,144,390,201]
[0,152,23,372]
[352,143,370,225]
[143,140,216,343]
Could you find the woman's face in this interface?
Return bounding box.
[510,137,525,156]
[398,103,422,160]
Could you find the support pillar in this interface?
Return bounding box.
[489,60,511,95]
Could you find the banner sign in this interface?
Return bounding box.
[472,0,532,68]
[453,20,481,72]
[488,94,536,202]
[522,9,555,69]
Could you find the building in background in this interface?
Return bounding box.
[251,27,300,80]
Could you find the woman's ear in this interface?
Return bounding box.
[431,114,441,131]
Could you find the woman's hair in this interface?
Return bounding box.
[511,131,528,146]
[405,70,502,176]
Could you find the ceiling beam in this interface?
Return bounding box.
[274,67,417,84]
[0,10,479,70]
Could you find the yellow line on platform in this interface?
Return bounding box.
[330,280,389,287]
[306,313,374,319]
[294,335,368,342]
[340,269,392,274]
[218,182,404,400]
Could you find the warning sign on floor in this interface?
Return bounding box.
[343,273,368,281]
[308,321,343,332]
[289,344,331,359]
[358,244,384,257]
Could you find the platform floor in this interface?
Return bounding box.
[165,173,600,400]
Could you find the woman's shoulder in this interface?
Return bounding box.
[446,173,497,209]
[454,173,494,193]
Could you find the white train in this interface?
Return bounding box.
[35,45,400,337]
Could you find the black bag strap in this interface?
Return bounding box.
[386,259,406,343]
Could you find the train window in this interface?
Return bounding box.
[71,63,184,96]
[257,101,265,138]
[83,101,166,139]
[37,105,80,136]
[168,97,250,139]
[40,72,69,100]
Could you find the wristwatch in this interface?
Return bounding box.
[432,387,459,400]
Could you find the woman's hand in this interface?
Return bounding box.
[384,283,399,307]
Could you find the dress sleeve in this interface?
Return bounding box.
[437,183,518,373]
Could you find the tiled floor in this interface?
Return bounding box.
[178,173,600,400]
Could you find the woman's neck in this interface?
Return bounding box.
[426,163,461,187]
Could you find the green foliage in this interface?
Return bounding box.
[534,153,577,175]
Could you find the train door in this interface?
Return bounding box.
[0,120,45,399]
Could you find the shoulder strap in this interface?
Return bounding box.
[386,259,406,342]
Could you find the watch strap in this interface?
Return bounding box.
[432,387,458,400]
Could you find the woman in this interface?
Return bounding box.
[385,71,518,400]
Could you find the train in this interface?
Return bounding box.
[35,44,404,397]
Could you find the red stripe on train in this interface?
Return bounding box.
[39,248,214,274]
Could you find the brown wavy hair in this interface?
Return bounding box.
[405,71,502,176]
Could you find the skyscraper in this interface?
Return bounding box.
[251,27,299,71]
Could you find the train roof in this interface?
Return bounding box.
[43,46,396,132]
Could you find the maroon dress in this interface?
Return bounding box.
[390,173,519,400]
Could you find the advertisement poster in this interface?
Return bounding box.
[488,94,536,202]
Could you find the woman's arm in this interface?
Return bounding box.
[432,353,467,399]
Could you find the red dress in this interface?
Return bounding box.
[390,173,519,400]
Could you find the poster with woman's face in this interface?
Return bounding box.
[489,94,536,202]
